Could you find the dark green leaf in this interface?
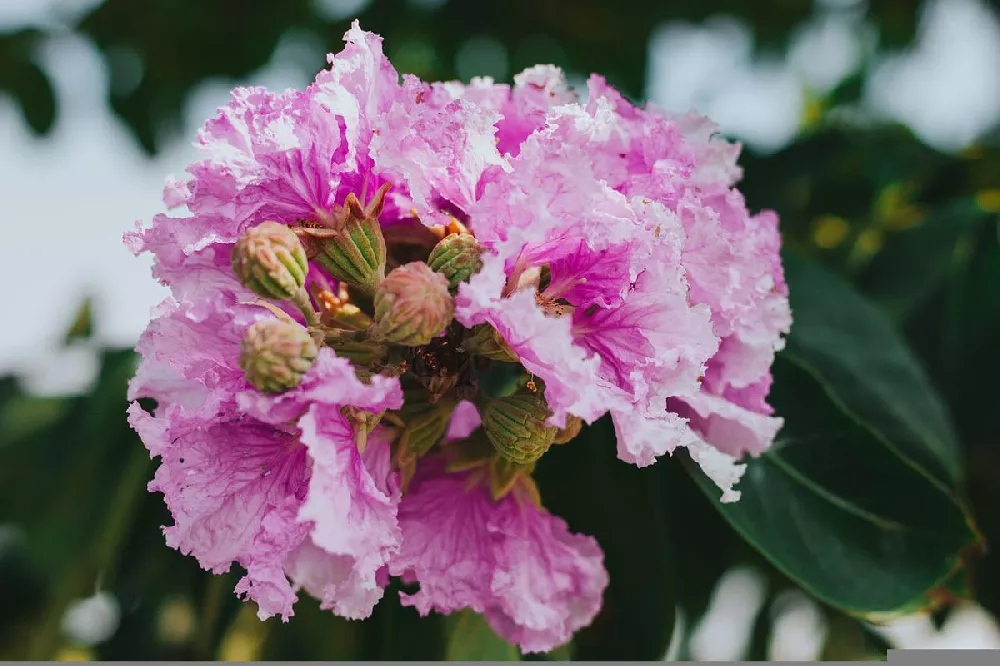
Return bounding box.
[0,30,57,136]
[783,250,962,487]
[690,357,981,618]
[534,417,674,660]
[862,199,986,319]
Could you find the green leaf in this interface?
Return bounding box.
[690,357,981,618]
[445,610,519,661]
[534,417,675,660]
[63,297,95,345]
[783,250,962,487]
[861,199,986,320]
[0,394,71,448]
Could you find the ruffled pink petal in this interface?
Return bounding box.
[294,415,401,619]
[315,20,401,158]
[544,239,632,308]
[285,540,385,620]
[189,85,345,227]
[496,65,577,157]
[456,254,609,427]
[484,496,608,653]
[130,407,309,620]
[446,400,482,441]
[128,297,267,419]
[237,349,403,425]
[685,438,748,504]
[670,110,743,194]
[675,391,783,459]
[371,76,507,225]
[611,406,701,468]
[390,459,608,653]
[163,175,191,209]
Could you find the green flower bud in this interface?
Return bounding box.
[427,233,483,292]
[239,319,318,393]
[461,324,518,363]
[482,393,558,465]
[308,192,387,294]
[553,415,583,444]
[231,222,309,301]
[372,262,454,347]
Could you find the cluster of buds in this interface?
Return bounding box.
[230,188,580,500]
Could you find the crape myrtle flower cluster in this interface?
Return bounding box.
[125,22,791,653]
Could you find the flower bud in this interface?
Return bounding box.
[231,222,309,301]
[239,319,318,393]
[310,193,387,294]
[461,324,518,363]
[427,233,483,292]
[372,262,454,346]
[553,415,583,444]
[482,393,558,465]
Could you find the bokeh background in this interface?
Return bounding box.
[2,0,1000,660]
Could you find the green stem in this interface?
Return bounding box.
[292,289,320,327]
[27,446,151,659]
[193,573,229,660]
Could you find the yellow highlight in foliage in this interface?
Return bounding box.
[218,605,268,661]
[963,144,985,160]
[157,597,196,645]
[812,215,850,249]
[975,189,1000,213]
[874,182,923,231]
[55,645,95,661]
[854,228,885,257]
[802,96,824,129]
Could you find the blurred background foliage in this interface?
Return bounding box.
[2,0,1000,660]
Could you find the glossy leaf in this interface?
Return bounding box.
[861,199,987,319]
[782,250,962,487]
[690,356,981,617]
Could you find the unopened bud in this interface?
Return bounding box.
[462,324,518,363]
[482,393,558,465]
[310,191,387,294]
[239,319,318,393]
[372,262,454,346]
[553,415,583,444]
[427,233,483,292]
[232,222,309,301]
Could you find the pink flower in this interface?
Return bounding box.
[129,331,404,620]
[126,18,788,652]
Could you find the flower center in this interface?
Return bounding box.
[231,189,569,503]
